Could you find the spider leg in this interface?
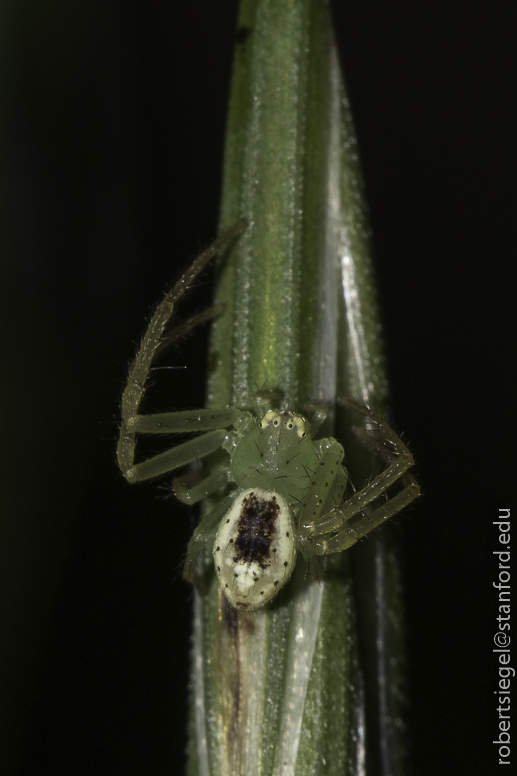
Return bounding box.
[254,387,285,413]
[356,472,420,530]
[174,467,231,505]
[183,493,236,585]
[118,410,251,483]
[306,403,329,437]
[117,219,246,481]
[295,438,345,579]
[121,429,228,483]
[311,471,420,554]
[338,397,409,457]
[128,408,243,434]
[308,400,420,554]
[297,439,345,538]
[154,304,225,356]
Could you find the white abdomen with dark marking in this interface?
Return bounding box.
[212,488,297,611]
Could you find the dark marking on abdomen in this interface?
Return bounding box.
[234,492,280,568]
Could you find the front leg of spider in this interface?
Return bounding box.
[117,219,246,486]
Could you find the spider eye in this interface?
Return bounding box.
[260,410,278,428]
[290,414,309,438]
[273,420,279,426]
[287,423,293,429]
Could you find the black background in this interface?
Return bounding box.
[1,1,514,774]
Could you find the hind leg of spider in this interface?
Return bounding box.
[173,467,232,505]
[183,493,236,586]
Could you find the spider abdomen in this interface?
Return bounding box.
[212,488,296,611]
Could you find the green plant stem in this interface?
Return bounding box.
[187,2,407,774]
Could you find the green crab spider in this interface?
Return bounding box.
[117,220,420,611]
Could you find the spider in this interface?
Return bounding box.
[117,220,420,611]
